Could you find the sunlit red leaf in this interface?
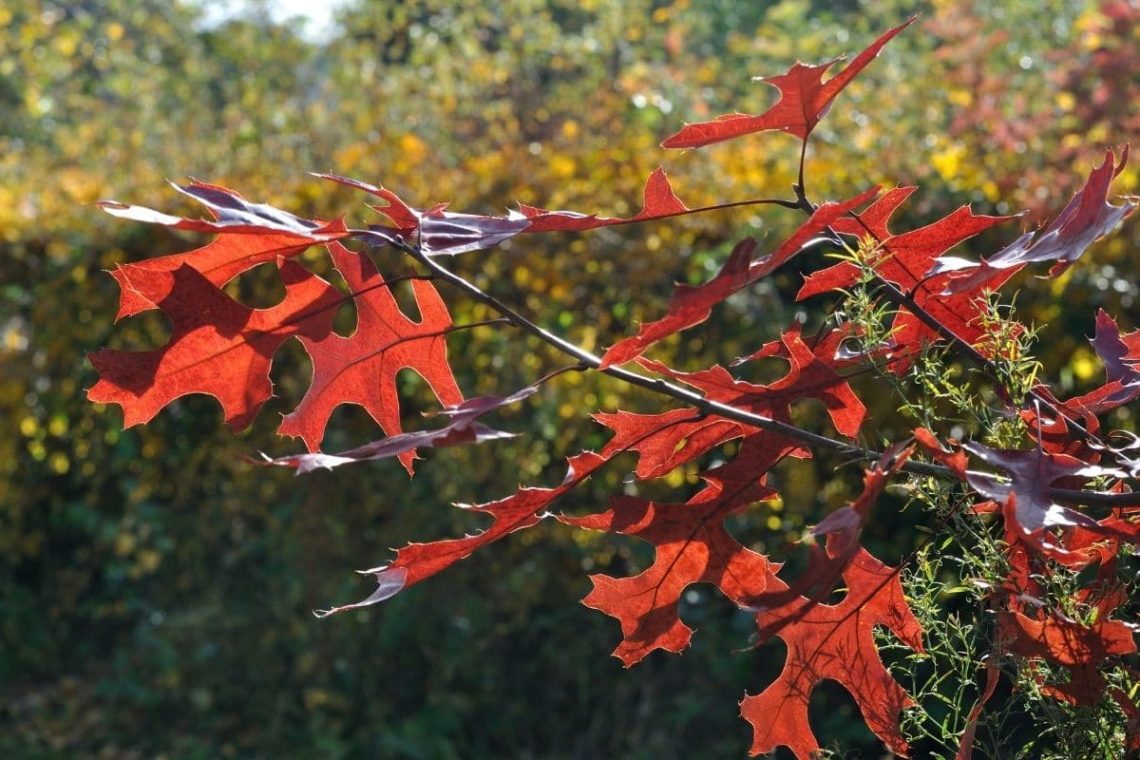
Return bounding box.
[798,190,1018,353]
[1063,309,1140,416]
[561,434,784,665]
[88,259,340,429]
[314,448,611,617]
[519,166,690,232]
[998,609,1136,705]
[600,187,879,368]
[278,242,463,472]
[639,321,867,440]
[662,18,915,148]
[742,547,924,759]
[109,230,315,320]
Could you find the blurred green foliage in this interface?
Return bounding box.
[2,0,1135,756]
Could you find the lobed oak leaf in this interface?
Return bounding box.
[316,445,618,617]
[752,443,913,615]
[109,230,314,320]
[88,258,341,430]
[933,148,1136,292]
[315,172,530,255]
[963,442,1130,558]
[599,187,879,368]
[742,547,924,759]
[798,190,1018,354]
[1063,309,1140,416]
[638,321,867,441]
[599,237,757,368]
[661,18,915,149]
[279,242,463,473]
[310,390,749,616]
[313,394,786,617]
[593,407,746,481]
[998,609,1136,706]
[517,166,690,233]
[560,434,786,665]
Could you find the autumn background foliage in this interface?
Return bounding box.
[3,1,1140,757]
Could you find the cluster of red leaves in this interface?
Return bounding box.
[89,18,1137,757]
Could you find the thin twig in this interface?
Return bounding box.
[384,234,1140,509]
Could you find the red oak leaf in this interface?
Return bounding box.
[560,434,785,665]
[661,18,915,148]
[519,166,689,233]
[798,189,1018,353]
[315,172,530,255]
[314,409,702,615]
[639,322,867,441]
[742,547,924,759]
[593,407,745,481]
[934,148,1136,291]
[109,230,315,320]
[599,238,757,368]
[600,187,879,368]
[314,449,611,617]
[279,242,463,472]
[88,258,341,430]
[998,609,1136,705]
[262,386,538,473]
[1064,309,1140,416]
[753,443,913,614]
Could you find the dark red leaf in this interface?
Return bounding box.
[1064,309,1140,416]
[798,190,1018,353]
[518,166,690,232]
[599,238,757,368]
[748,443,912,615]
[639,321,867,440]
[560,434,785,665]
[964,442,1127,557]
[599,186,878,368]
[998,609,1136,705]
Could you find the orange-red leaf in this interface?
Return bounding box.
[742,548,924,759]
[662,18,915,148]
[88,259,340,429]
[600,187,879,368]
[279,242,463,472]
[561,434,785,665]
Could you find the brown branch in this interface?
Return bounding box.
[381,234,1140,510]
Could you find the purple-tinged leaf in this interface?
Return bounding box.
[933,148,1136,292]
[262,387,538,473]
[99,180,349,240]
[963,442,1126,540]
